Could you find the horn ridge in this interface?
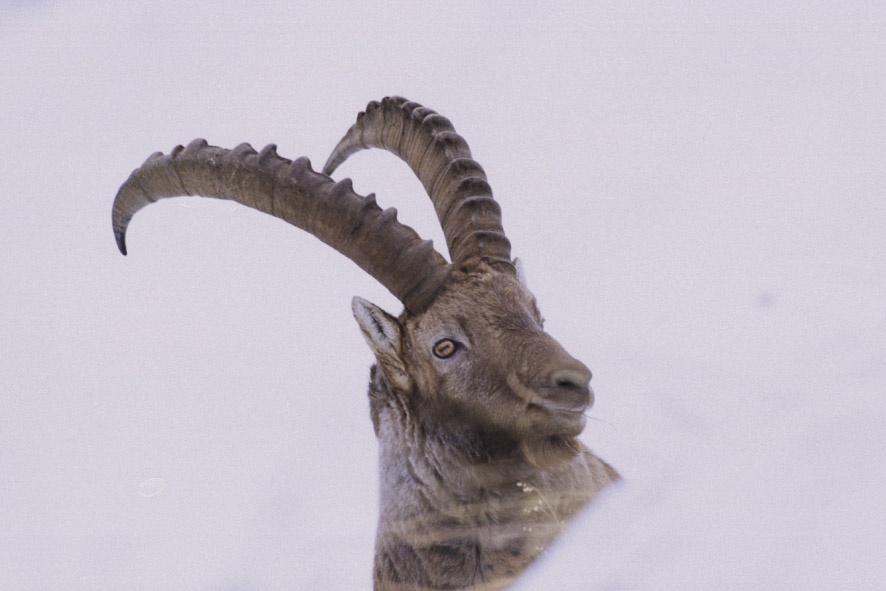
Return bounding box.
[112,139,449,313]
[323,97,513,271]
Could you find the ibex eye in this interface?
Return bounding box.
[432,339,458,359]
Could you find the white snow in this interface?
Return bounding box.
[2,1,884,589]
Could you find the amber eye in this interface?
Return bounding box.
[432,338,459,359]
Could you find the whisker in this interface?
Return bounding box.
[582,413,615,426]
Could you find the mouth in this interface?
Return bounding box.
[507,373,589,433]
[530,402,587,433]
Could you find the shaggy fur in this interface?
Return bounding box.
[359,267,618,590]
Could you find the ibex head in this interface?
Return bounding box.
[353,267,593,464]
[113,98,594,462]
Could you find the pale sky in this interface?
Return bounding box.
[2,2,884,589]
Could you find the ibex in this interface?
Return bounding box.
[112,97,618,590]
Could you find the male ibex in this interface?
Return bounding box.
[112,97,618,590]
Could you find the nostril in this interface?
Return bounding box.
[551,369,591,391]
[556,377,579,390]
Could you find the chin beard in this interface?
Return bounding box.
[520,436,582,471]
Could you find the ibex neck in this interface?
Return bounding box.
[368,368,602,590]
[371,369,532,497]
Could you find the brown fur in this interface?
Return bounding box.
[360,265,618,590]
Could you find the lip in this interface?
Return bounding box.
[509,374,589,434]
[531,397,588,415]
[530,402,587,435]
[507,373,590,412]
[531,400,587,420]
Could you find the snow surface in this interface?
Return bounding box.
[2,1,884,589]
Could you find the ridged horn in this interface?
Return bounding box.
[323,97,513,271]
[112,139,449,313]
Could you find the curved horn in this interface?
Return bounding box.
[113,139,449,313]
[323,97,513,271]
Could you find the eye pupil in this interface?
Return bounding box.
[433,339,457,359]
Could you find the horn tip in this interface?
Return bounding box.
[115,231,128,256]
[321,158,337,176]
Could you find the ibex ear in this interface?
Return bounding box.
[351,297,412,391]
[514,258,544,324]
[514,257,529,289]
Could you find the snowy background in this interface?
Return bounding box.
[2,1,884,589]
